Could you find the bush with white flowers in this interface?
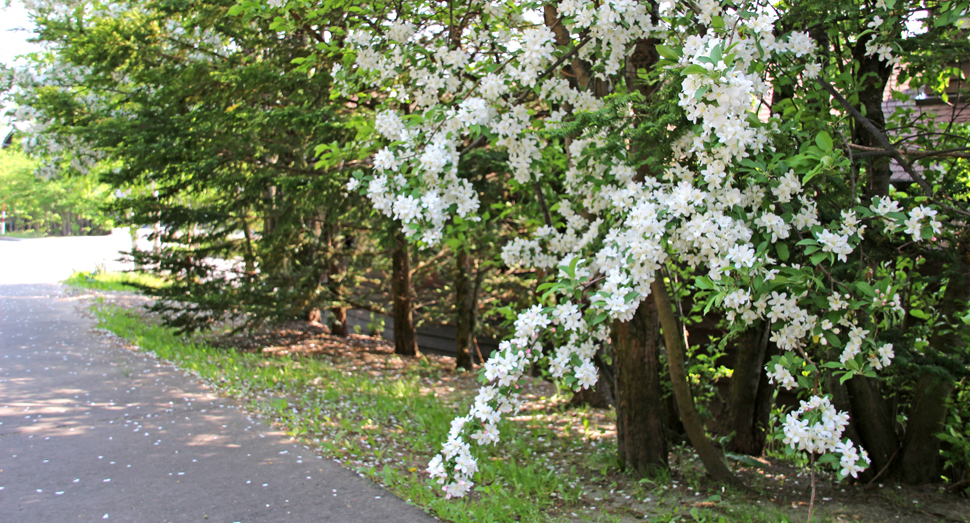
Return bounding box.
[230,0,966,497]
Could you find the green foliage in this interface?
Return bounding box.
[939,378,970,489]
[0,146,115,235]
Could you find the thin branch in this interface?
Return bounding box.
[847,143,970,160]
[815,77,934,197]
[816,77,970,219]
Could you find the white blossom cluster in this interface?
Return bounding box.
[325,0,951,495]
[782,395,870,478]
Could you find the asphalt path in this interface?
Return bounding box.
[0,235,436,522]
[0,229,134,285]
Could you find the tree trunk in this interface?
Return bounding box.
[264,186,277,235]
[719,324,772,456]
[331,306,349,337]
[611,297,669,477]
[852,34,894,201]
[838,38,901,479]
[329,254,349,337]
[897,374,952,484]
[895,236,969,483]
[847,375,900,476]
[392,230,419,357]
[454,249,475,370]
[652,275,741,486]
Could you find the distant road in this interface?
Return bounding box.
[0,229,133,284]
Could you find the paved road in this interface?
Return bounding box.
[0,229,134,284]
[0,236,436,522]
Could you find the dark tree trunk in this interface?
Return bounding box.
[852,35,894,201]
[652,276,741,486]
[330,306,349,337]
[847,375,900,475]
[611,297,669,476]
[454,249,475,370]
[719,324,772,456]
[897,374,952,483]
[392,230,419,357]
[835,35,902,480]
[896,237,969,483]
[322,218,349,337]
[264,186,277,235]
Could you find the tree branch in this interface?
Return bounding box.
[816,77,970,219]
[815,77,934,196]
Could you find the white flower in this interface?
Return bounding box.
[427,454,446,479]
[817,229,852,262]
[471,423,500,445]
[374,147,399,172]
[771,170,801,203]
[787,31,817,57]
[574,361,598,389]
[374,110,405,141]
[803,62,822,79]
[552,301,586,331]
[767,363,797,390]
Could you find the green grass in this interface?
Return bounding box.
[1,230,48,238]
[94,306,588,522]
[64,270,168,291]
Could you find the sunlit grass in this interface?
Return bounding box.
[64,270,168,291]
[94,306,595,523]
[1,230,48,238]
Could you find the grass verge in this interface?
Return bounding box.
[94,305,605,522]
[65,270,168,291]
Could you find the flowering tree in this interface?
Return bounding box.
[12,0,970,499]
[253,0,970,495]
[228,0,970,496]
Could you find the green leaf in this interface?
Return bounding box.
[824,331,843,348]
[775,242,789,262]
[682,64,708,75]
[711,15,725,28]
[815,132,834,152]
[656,45,681,60]
[694,85,710,101]
[909,309,929,320]
[695,276,714,290]
[710,43,723,63]
[591,313,609,326]
[568,256,581,280]
[802,165,824,185]
[817,453,839,464]
[855,281,875,296]
[536,282,556,293]
[810,251,828,265]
